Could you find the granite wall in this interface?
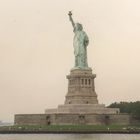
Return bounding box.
[15,113,133,125]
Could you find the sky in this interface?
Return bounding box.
[0,0,140,122]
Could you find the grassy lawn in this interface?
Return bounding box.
[0,124,140,131]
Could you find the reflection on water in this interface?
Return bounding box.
[0,134,139,140]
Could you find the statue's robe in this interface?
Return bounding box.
[73,30,89,68]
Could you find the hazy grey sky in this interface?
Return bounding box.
[0,0,140,122]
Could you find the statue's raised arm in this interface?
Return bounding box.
[68,11,75,29]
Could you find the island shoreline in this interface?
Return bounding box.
[0,130,140,134]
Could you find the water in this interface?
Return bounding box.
[0,134,139,140]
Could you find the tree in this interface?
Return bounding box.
[108,101,140,117]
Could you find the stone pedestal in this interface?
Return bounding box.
[65,68,98,104]
[15,68,122,125]
[45,68,120,115]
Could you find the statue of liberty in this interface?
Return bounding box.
[68,11,89,69]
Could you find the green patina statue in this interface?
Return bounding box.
[68,11,89,69]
